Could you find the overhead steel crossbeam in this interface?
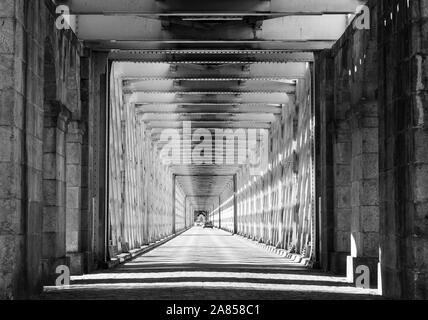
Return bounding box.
[109,51,314,63]
[146,121,272,129]
[130,92,291,104]
[75,15,347,52]
[176,175,234,197]
[116,62,309,80]
[140,112,278,122]
[123,79,296,94]
[151,137,263,144]
[59,0,364,15]
[127,90,294,95]
[149,128,268,138]
[186,196,223,198]
[86,41,335,51]
[136,104,283,114]
[171,165,240,176]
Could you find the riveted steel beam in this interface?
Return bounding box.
[115,62,309,79]
[59,0,364,15]
[76,15,347,50]
[135,104,283,114]
[123,79,296,93]
[131,92,291,104]
[109,51,314,63]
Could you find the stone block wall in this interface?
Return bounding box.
[315,0,380,283]
[0,0,427,302]
[0,0,108,298]
[377,0,428,299]
[0,0,35,299]
[316,0,428,297]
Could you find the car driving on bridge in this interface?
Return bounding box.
[203,221,214,229]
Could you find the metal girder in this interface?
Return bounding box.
[60,0,363,15]
[157,153,257,159]
[186,195,224,197]
[86,41,334,51]
[76,15,347,43]
[159,155,253,160]
[131,92,291,104]
[156,143,262,149]
[154,139,263,145]
[150,127,269,135]
[176,175,234,197]
[109,51,314,63]
[146,121,272,129]
[116,62,309,80]
[140,113,277,122]
[175,175,233,177]
[171,165,240,176]
[151,137,264,145]
[130,90,294,95]
[155,145,258,150]
[135,104,283,114]
[124,80,296,93]
[152,137,263,144]
[154,141,262,148]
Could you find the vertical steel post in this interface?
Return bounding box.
[233,174,238,234]
[172,174,176,234]
[218,196,222,230]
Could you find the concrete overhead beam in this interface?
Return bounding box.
[60,0,364,15]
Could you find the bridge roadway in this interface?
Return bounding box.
[42,227,380,300]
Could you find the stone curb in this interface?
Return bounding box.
[105,227,191,269]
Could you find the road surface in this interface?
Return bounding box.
[41,227,381,300]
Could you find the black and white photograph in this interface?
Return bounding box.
[0,0,427,310]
